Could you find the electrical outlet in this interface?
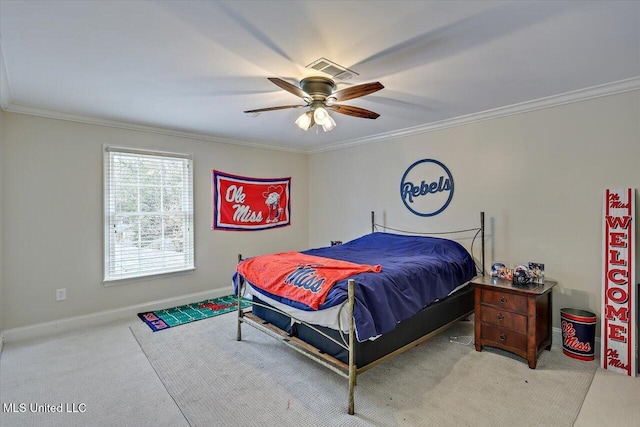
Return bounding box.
[56,288,66,301]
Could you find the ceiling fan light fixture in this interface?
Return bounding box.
[312,106,336,132]
[295,111,313,131]
[313,106,330,125]
[321,114,336,132]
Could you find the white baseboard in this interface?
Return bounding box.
[1,286,234,343]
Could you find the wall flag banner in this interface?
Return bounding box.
[602,188,636,376]
[212,170,291,231]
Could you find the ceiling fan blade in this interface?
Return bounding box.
[244,105,305,114]
[328,104,380,119]
[268,77,309,99]
[331,82,384,102]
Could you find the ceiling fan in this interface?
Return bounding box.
[244,77,384,132]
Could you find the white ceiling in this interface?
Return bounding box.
[1,0,639,152]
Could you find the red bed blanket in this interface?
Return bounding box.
[237,251,381,309]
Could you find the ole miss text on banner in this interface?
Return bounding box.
[602,188,636,377]
[213,170,291,231]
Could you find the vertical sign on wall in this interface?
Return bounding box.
[602,188,636,376]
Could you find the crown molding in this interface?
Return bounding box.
[2,75,639,155]
[309,76,640,154]
[1,103,309,154]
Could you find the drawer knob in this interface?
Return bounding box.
[499,334,506,341]
[497,313,504,321]
[499,296,507,304]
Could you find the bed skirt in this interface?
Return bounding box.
[251,283,475,368]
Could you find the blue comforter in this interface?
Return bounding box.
[239,232,476,341]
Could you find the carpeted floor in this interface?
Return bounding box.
[131,311,598,427]
[0,320,189,427]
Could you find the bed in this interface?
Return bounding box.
[234,212,485,414]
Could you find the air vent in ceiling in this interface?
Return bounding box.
[306,57,358,80]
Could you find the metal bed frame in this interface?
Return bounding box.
[235,212,485,415]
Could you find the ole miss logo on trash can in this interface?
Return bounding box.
[561,308,596,361]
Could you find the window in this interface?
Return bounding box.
[104,146,194,282]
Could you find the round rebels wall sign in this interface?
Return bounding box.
[400,159,454,217]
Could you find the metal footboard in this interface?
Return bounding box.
[237,275,358,413]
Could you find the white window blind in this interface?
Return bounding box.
[104,146,194,282]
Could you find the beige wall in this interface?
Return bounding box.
[2,89,638,333]
[1,113,308,329]
[0,110,4,334]
[309,90,640,332]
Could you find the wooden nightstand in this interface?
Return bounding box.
[472,276,557,369]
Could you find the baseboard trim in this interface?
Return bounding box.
[2,286,234,343]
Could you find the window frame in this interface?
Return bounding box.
[103,145,195,284]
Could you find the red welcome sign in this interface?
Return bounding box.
[212,170,291,231]
[602,188,636,376]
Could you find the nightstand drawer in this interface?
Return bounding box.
[473,276,557,369]
[480,306,527,334]
[481,289,527,312]
[481,324,527,351]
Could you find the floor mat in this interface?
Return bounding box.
[138,295,251,331]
